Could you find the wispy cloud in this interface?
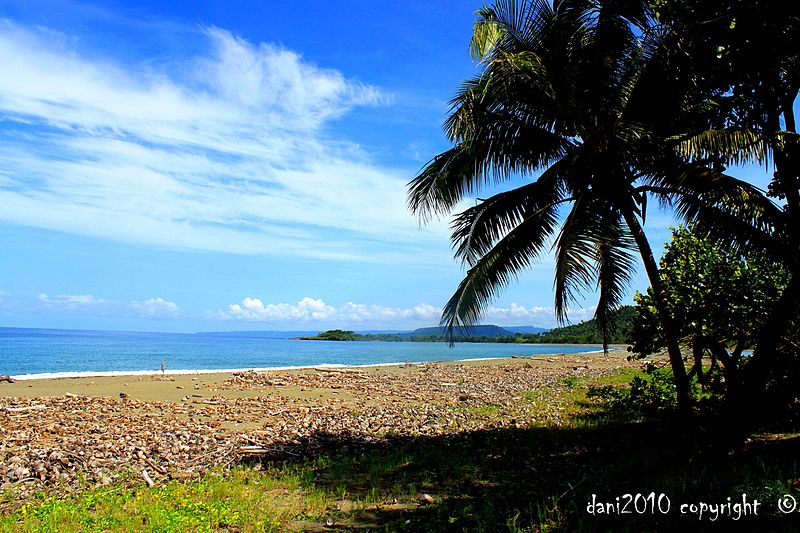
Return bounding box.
[0,21,450,262]
[14,291,591,328]
[35,293,181,319]
[37,293,109,311]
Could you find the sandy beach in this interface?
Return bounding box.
[1,350,636,504]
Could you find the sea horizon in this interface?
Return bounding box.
[0,326,603,380]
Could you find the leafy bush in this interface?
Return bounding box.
[588,369,678,415]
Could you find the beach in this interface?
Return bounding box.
[0,350,635,504]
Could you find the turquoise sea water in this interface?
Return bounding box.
[0,328,603,379]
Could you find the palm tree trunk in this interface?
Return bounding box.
[749,272,800,389]
[621,209,692,411]
[746,96,800,404]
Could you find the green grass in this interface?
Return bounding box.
[1,467,330,533]
[4,368,800,531]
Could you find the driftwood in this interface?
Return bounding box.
[312,367,363,374]
[0,375,15,384]
[141,468,155,487]
[239,445,269,455]
[4,404,46,413]
[0,353,641,501]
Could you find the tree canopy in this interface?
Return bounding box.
[408,0,800,412]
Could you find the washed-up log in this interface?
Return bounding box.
[239,445,269,455]
[170,471,200,481]
[312,367,363,374]
[144,457,167,475]
[4,405,46,413]
[141,468,155,487]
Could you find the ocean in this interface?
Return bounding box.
[0,327,603,379]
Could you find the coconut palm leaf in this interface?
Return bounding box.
[594,215,637,351]
[440,202,563,340]
[552,193,603,323]
[450,161,569,265]
[676,129,772,167]
[471,0,556,62]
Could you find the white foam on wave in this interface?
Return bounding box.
[9,362,407,381]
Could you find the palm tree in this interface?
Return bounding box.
[407,0,711,409]
[659,0,800,402]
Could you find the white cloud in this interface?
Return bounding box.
[131,297,182,319]
[226,296,337,321]
[220,296,441,326]
[483,303,595,325]
[35,293,180,319]
[24,292,592,328]
[0,22,450,263]
[216,296,593,328]
[199,28,385,126]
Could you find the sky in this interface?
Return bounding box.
[0,0,777,333]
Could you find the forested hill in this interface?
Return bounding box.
[298,310,635,344]
[403,325,513,337]
[297,325,517,342]
[522,306,635,344]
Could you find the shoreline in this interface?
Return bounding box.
[6,346,619,382]
[0,349,639,505]
[0,349,629,403]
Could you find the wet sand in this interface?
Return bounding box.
[0,348,629,404]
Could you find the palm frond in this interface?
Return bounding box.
[594,214,637,351]
[553,194,603,323]
[471,0,555,62]
[675,129,772,167]
[615,23,666,119]
[446,69,561,142]
[407,146,484,221]
[470,5,502,61]
[646,164,787,260]
[674,194,787,262]
[440,203,561,341]
[450,160,568,265]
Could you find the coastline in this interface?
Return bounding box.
[0,348,639,503]
[0,348,629,402]
[4,344,624,382]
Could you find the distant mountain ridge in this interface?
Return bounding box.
[401,325,515,338]
[201,325,546,339]
[505,326,549,335]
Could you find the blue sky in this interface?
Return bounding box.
[0,0,777,332]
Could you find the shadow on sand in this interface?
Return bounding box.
[239,404,800,532]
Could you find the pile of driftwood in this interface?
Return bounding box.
[1,355,635,504]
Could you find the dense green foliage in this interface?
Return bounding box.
[650,0,800,408]
[301,329,523,344]
[631,225,787,350]
[524,306,636,345]
[630,226,788,395]
[299,329,361,341]
[406,0,800,411]
[302,312,635,345]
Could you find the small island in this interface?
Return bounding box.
[297,329,362,341]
